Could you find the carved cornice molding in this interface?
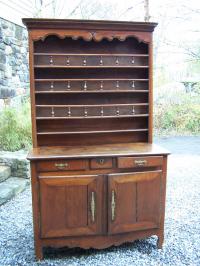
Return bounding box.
[29,30,151,43]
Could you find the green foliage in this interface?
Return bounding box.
[0,100,32,151]
[193,82,200,95]
[154,67,169,89]
[154,98,200,136]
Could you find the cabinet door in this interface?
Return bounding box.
[108,171,162,234]
[39,175,103,238]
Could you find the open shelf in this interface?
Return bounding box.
[36,102,149,119]
[34,65,149,69]
[35,79,149,92]
[34,51,149,68]
[35,78,149,81]
[34,53,149,56]
[37,128,148,135]
[35,68,148,79]
[36,103,148,107]
[35,90,149,94]
[36,114,149,120]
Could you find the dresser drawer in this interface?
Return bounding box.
[90,158,113,169]
[37,159,88,172]
[117,156,163,169]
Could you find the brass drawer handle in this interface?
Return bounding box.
[134,159,147,167]
[90,191,96,223]
[111,190,116,222]
[54,163,69,170]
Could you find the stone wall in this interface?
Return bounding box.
[0,150,30,179]
[0,17,29,108]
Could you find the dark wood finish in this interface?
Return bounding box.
[28,143,169,160]
[28,34,37,147]
[39,228,160,249]
[157,155,168,248]
[108,171,161,234]
[117,156,163,168]
[37,159,88,172]
[37,131,148,146]
[24,18,153,146]
[24,18,169,260]
[40,174,103,238]
[90,158,113,169]
[30,162,43,259]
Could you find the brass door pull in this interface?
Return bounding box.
[54,163,69,170]
[134,159,147,167]
[90,191,96,223]
[111,190,116,221]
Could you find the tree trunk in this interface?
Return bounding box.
[144,0,150,22]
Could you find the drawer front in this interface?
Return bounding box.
[37,159,88,172]
[90,158,113,169]
[117,156,163,169]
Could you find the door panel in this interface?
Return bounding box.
[108,171,161,234]
[137,175,161,224]
[65,185,88,228]
[39,175,103,238]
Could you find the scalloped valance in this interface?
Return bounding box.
[29,29,152,43]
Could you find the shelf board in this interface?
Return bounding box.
[35,78,149,82]
[34,53,149,57]
[36,103,148,108]
[36,114,149,120]
[37,128,148,135]
[34,65,149,69]
[35,90,149,94]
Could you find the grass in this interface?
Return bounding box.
[0,99,32,151]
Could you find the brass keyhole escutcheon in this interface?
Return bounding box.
[98,158,105,165]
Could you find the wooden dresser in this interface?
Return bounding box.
[23,18,169,260]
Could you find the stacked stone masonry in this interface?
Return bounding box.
[0,17,29,107]
[0,151,30,179]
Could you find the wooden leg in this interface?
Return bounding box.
[35,244,43,261]
[157,235,164,249]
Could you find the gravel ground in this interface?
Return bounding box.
[0,136,200,266]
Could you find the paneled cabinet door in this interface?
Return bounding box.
[108,171,162,234]
[39,175,103,238]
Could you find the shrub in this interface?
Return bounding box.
[154,102,200,136]
[0,99,32,151]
